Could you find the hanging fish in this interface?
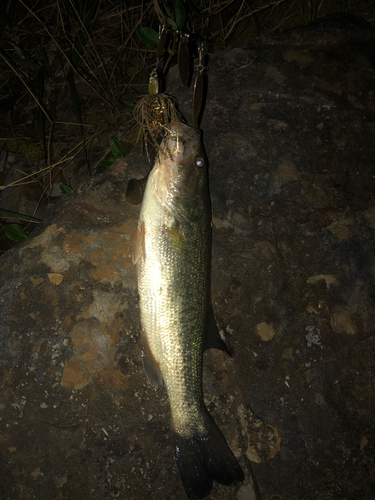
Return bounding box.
[134,124,244,498]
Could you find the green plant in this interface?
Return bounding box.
[0,209,43,242]
[136,0,187,73]
[99,137,127,167]
[60,184,73,194]
[1,224,29,242]
[0,209,44,222]
[0,0,372,214]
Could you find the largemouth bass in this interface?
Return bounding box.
[133,123,244,499]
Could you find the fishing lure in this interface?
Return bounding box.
[193,41,205,128]
[134,69,180,162]
[126,69,181,206]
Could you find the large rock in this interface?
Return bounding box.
[1,14,375,500]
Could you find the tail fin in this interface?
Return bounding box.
[172,416,244,499]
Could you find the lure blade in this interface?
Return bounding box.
[193,70,204,128]
[156,25,168,61]
[178,33,190,87]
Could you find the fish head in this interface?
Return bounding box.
[152,124,208,222]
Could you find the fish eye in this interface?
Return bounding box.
[196,157,204,167]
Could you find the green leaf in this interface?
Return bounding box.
[117,102,136,110]
[109,137,126,158]
[126,66,137,75]
[99,158,115,167]
[2,224,29,242]
[175,0,186,30]
[166,16,178,30]
[135,27,159,48]
[60,184,73,194]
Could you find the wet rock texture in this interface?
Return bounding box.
[1,14,375,500]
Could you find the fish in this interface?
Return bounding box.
[133,123,244,499]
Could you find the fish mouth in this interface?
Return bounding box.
[171,140,194,168]
[152,123,202,200]
[169,125,200,166]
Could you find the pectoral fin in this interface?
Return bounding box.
[204,307,231,356]
[141,326,164,387]
[132,221,145,265]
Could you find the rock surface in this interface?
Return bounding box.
[1,14,375,500]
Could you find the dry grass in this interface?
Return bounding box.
[0,0,373,213]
